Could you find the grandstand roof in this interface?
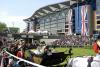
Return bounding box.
[24,1,70,22]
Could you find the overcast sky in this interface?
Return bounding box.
[0,0,67,32]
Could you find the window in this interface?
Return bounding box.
[97,21,100,24]
[58,19,65,23]
[65,25,69,28]
[50,14,57,21]
[45,22,50,25]
[58,12,66,19]
[51,30,57,33]
[62,29,65,32]
[51,21,57,24]
[45,28,50,31]
[45,25,50,29]
[40,27,44,30]
[96,0,100,10]
[51,24,57,28]
[55,13,59,19]
[58,23,65,28]
[96,11,100,15]
[51,27,57,30]
[65,22,68,24]
[61,12,65,17]
[57,30,62,32]
[45,18,50,22]
[97,25,100,29]
[97,16,100,19]
[65,29,68,32]
[57,26,62,30]
[40,24,44,27]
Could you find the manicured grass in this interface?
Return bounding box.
[55,47,95,57]
[72,48,95,57]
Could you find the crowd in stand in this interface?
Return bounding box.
[52,35,91,47]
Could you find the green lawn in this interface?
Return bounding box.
[55,47,95,57]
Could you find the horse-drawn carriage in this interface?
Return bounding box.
[29,47,73,66]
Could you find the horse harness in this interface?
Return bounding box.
[87,57,94,67]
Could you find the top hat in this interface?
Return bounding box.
[97,35,100,39]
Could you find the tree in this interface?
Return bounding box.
[8,27,20,33]
[0,22,7,32]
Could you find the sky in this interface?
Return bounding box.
[0,0,67,32]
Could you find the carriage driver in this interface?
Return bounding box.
[93,35,100,58]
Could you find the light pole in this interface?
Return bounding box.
[24,19,31,43]
[12,22,14,27]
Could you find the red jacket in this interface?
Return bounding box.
[16,51,24,58]
[93,42,100,53]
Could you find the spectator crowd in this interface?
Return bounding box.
[52,35,91,47]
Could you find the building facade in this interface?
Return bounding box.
[38,9,71,35]
[96,0,100,31]
[24,1,72,35]
[24,0,97,36]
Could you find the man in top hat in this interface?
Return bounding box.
[93,35,100,58]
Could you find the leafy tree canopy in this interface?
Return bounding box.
[8,27,20,33]
[0,22,7,32]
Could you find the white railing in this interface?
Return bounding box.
[4,50,45,67]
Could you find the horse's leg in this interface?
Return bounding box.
[67,58,74,67]
[87,57,93,67]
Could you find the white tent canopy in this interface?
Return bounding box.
[42,30,48,33]
[28,30,35,33]
[28,30,48,35]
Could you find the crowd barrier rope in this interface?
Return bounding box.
[4,50,45,67]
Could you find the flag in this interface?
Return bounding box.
[81,5,88,36]
[67,9,72,35]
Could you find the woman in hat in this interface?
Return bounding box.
[93,35,100,58]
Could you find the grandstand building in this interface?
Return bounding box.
[24,0,97,36]
[24,1,71,35]
[96,0,100,32]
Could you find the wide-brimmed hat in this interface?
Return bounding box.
[97,40,100,47]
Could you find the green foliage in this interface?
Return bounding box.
[8,27,19,33]
[0,22,7,32]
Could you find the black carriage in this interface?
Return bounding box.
[31,50,73,66]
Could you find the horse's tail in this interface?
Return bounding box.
[67,58,74,67]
